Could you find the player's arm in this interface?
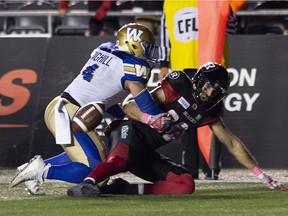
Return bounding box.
[210,118,257,169]
[123,85,166,119]
[124,80,163,115]
[122,85,170,132]
[210,118,287,191]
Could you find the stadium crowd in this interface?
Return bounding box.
[1,0,288,36]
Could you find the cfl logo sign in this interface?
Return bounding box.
[126,27,143,42]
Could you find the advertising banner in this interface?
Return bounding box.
[0,38,48,165]
[0,36,288,168]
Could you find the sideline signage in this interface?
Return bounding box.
[0,36,287,168]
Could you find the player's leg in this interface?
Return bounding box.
[129,149,195,195]
[100,151,195,195]
[67,120,131,197]
[11,96,107,192]
[44,97,107,182]
[44,152,71,165]
[84,142,129,184]
[125,126,195,195]
[67,143,129,197]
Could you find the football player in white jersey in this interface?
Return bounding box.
[10,23,171,195]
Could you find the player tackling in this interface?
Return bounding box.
[10,23,171,195]
[66,62,287,197]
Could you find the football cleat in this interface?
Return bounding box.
[67,183,101,197]
[16,162,29,173]
[24,180,46,195]
[100,178,139,194]
[10,155,48,187]
[14,160,46,195]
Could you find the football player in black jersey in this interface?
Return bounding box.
[67,62,287,197]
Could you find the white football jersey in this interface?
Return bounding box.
[64,42,151,109]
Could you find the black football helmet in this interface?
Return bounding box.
[191,62,229,109]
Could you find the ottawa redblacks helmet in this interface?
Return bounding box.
[191,62,230,109]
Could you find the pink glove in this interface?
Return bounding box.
[162,122,186,142]
[252,166,287,191]
[141,113,172,133]
[257,173,287,191]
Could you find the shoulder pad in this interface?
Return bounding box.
[164,71,191,92]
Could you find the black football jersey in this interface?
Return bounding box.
[161,71,223,131]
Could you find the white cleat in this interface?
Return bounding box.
[16,162,29,173]
[13,161,45,195]
[24,180,46,195]
[10,155,47,188]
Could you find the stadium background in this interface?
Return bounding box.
[0,35,288,168]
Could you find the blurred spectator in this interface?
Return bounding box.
[242,0,288,35]
[115,0,163,35]
[59,0,112,36]
[134,0,163,35]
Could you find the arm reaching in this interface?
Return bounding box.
[211,118,287,191]
[125,80,163,115]
[123,85,171,132]
[252,166,287,191]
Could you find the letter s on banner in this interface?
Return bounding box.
[0,69,37,116]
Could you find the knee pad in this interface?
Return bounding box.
[178,173,195,194]
[167,172,195,194]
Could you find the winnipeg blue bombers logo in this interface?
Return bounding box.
[126,27,144,42]
[168,70,181,79]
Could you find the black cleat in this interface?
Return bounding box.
[67,183,101,197]
[101,178,138,194]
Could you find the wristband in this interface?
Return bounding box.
[251,166,263,176]
[134,89,163,115]
[141,113,150,124]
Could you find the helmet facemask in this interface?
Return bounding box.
[140,40,158,68]
[193,78,227,106]
[192,62,229,110]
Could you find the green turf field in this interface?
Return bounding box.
[1,180,287,216]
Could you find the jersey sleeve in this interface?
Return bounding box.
[199,102,223,126]
[160,71,191,104]
[115,51,151,86]
[163,71,190,89]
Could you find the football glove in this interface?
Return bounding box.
[141,113,172,133]
[162,122,186,142]
[257,172,288,191]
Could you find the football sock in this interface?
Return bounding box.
[86,156,127,184]
[252,165,263,176]
[46,162,92,183]
[44,152,71,165]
